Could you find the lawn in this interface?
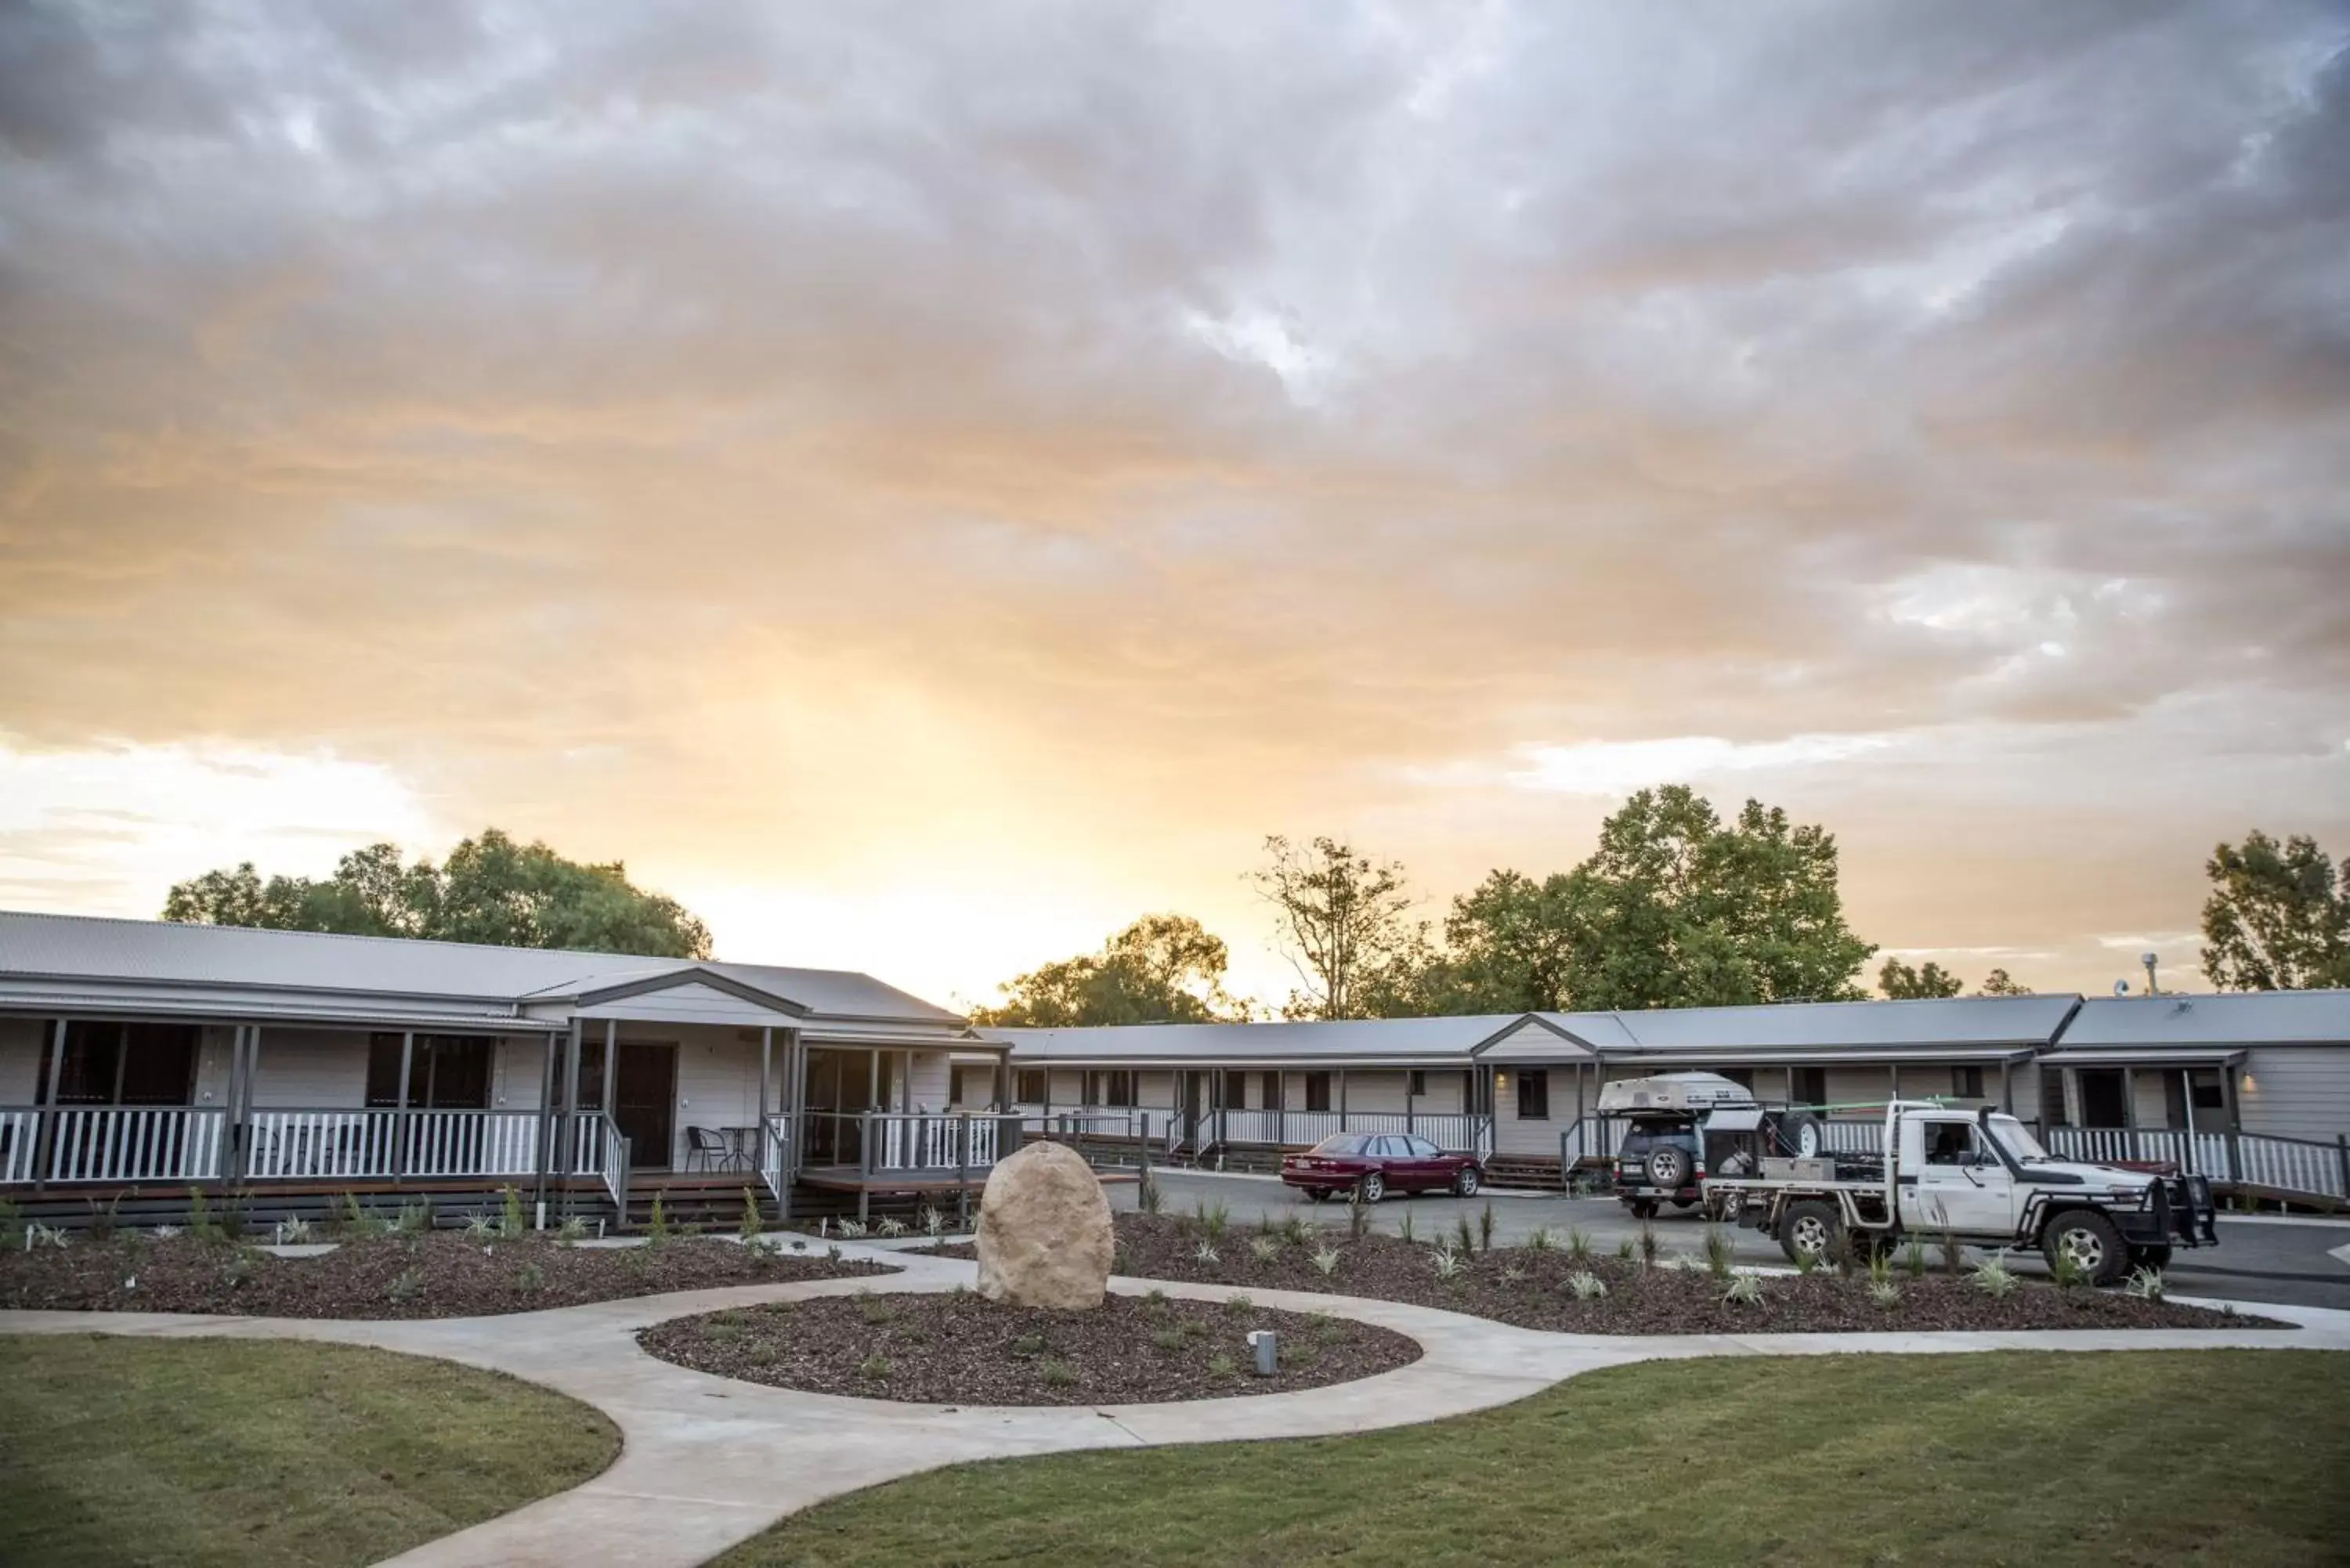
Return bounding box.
[0,1334,620,1568]
[721,1350,2348,1568]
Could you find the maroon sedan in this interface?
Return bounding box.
[1280,1133,1483,1202]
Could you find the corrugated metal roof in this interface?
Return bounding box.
[2059,992,2349,1047]
[1542,994,2079,1052]
[983,1014,1528,1064]
[0,909,959,1024]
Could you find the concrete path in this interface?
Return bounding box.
[5,1245,2347,1568]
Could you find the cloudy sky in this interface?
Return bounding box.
[2,1,2345,1010]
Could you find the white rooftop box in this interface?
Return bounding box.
[1597,1071,1758,1116]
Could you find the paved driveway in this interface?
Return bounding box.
[1131,1169,2350,1310]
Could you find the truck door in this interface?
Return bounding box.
[1907,1117,2018,1237]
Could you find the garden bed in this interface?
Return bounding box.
[637,1287,1421,1404]
[1057,1213,2280,1335]
[0,1230,895,1319]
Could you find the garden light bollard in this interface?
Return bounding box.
[1246,1329,1278,1377]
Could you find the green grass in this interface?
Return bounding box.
[720,1351,2348,1568]
[0,1334,620,1568]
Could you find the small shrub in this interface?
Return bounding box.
[1501,1263,1528,1283]
[1249,1236,1282,1263]
[1347,1193,1371,1241]
[1397,1211,1417,1244]
[1311,1245,1341,1277]
[0,1198,20,1248]
[1224,1292,1255,1315]
[1568,1270,1608,1300]
[1900,1237,1929,1279]
[1972,1252,2019,1298]
[1280,1214,1310,1246]
[1195,1241,1220,1266]
[858,1353,892,1381]
[853,1292,898,1324]
[1867,1249,1894,1288]
[1149,1327,1186,1351]
[1199,1200,1231,1241]
[739,1189,765,1240]
[28,1222,70,1250]
[1453,1215,1476,1256]
[1794,1247,1820,1277]
[1614,1236,1636,1261]
[1567,1227,1593,1263]
[1478,1202,1496,1253]
[274,1215,313,1245]
[2049,1247,2088,1291]
[1009,1332,1048,1357]
[515,1261,546,1293]
[85,1196,122,1244]
[1143,1287,1171,1313]
[747,1343,779,1367]
[462,1212,500,1240]
[1869,1280,1903,1310]
[1939,1226,1965,1276]
[2126,1266,2167,1302]
[1721,1274,1765,1307]
[394,1201,431,1237]
[555,1216,589,1245]
[500,1185,527,1240]
[648,1194,674,1245]
[836,1217,868,1241]
[1206,1352,1239,1378]
[152,1224,182,1241]
[1703,1225,1734,1279]
[1137,1164,1164,1216]
[1432,1245,1468,1282]
[1637,1222,1659,1270]
[186,1188,221,1246]
[919,1205,945,1238]
[1524,1227,1556,1254]
[825,1244,843,1264]
[339,1193,388,1239]
[221,1251,255,1288]
[388,1268,424,1304]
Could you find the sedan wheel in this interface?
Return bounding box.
[1454,1165,1480,1198]
[1358,1171,1386,1204]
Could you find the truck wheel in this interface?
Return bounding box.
[2129,1245,2172,1273]
[1647,1146,1690,1188]
[1773,1111,1824,1159]
[1778,1199,1840,1265]
[2041,1210,2127,1287]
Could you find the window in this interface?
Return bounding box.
[1408,1137,1441,1158]
[2189,1071,2225,1111]
[50,1022,199,1106]
[951,1065,993,1105]
[1951,1065,1985,1100]
[366,1034,494,1109]
[1303,1071,1332,1112]
[1516,1069,1550,1122]
[1407,1070,1426,1097]
[1791,1067,1828,1109]
[1260,1071,1281,1108]
[1925,1122,1979,1165]
[1090,1071,1137,1108]
[1016,1068,1046,1105]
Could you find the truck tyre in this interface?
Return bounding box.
[1773,1111,1824,1159]
[2041,1209,2128,1287]
[1778,1199,1840,1265]
[1647,1146,1690,1188]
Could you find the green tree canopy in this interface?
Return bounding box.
[1420,785,1875,1013]
[162,829,712,959]
[1878,958,1963,999]
[2200,830,2349,990]
[1976,967,2033,996]
[1250,836,1429,1020]
[969,914,1244,1027]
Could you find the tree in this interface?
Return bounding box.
[162,829,712,959]
[1878,958,1963,999]
[1424,868,1590,1013]
[1251,836,1428,1020]
[970,914,1245,1027]
[2200,830,2350,990]
[1976,968,2033,996]
[1554,786,1876,1010]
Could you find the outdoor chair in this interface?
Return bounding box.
[684,1125,744,1174]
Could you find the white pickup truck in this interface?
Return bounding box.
[1704,1100,2218,1286]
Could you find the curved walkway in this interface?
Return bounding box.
[5,1246,2346,1568]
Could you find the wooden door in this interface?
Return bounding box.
[613,1042,677,1170]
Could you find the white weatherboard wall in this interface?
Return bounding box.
[668,1025,761,1169]
[2240,1048,2350,1143]
[249,1028,372,1107]
[0,1017,40,1102]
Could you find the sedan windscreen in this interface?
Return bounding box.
[1311,1134,1373,1155]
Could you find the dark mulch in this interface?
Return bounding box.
[0,1232,895,1320]
[638,1288,1422,1405]
[1053,1213,2282,1335]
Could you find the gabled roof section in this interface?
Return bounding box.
[2059,992,2350,1048]
[984,1013,1529,1065]
[0,909,960,1025]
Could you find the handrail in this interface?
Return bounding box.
[602,1118,630,1216]
[760,1112,790,1203]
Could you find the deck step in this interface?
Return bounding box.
[1480,1154,1566,1192]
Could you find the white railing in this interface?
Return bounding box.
[0,1107,39,1184]
[35,1107,226,1184]
[1208,1107,1488,1154]
[242,1109,543,1181]
[879,1112,1001,1172]
[760,1112,790,1202]
[565,1111,607,1176]
[602,1117,631,1212]
[1008,1105,1179,1143]
[2044,1125,2348,1201]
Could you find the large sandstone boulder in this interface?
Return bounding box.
[974,1141,1114,1310]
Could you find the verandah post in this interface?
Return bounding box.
[531,1031,557,1226]
[32,1017,64,1195]
[2336,1134,2348,1204]
[393,1029,414,1185]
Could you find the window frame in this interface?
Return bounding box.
[1515,1068,1550,1122]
